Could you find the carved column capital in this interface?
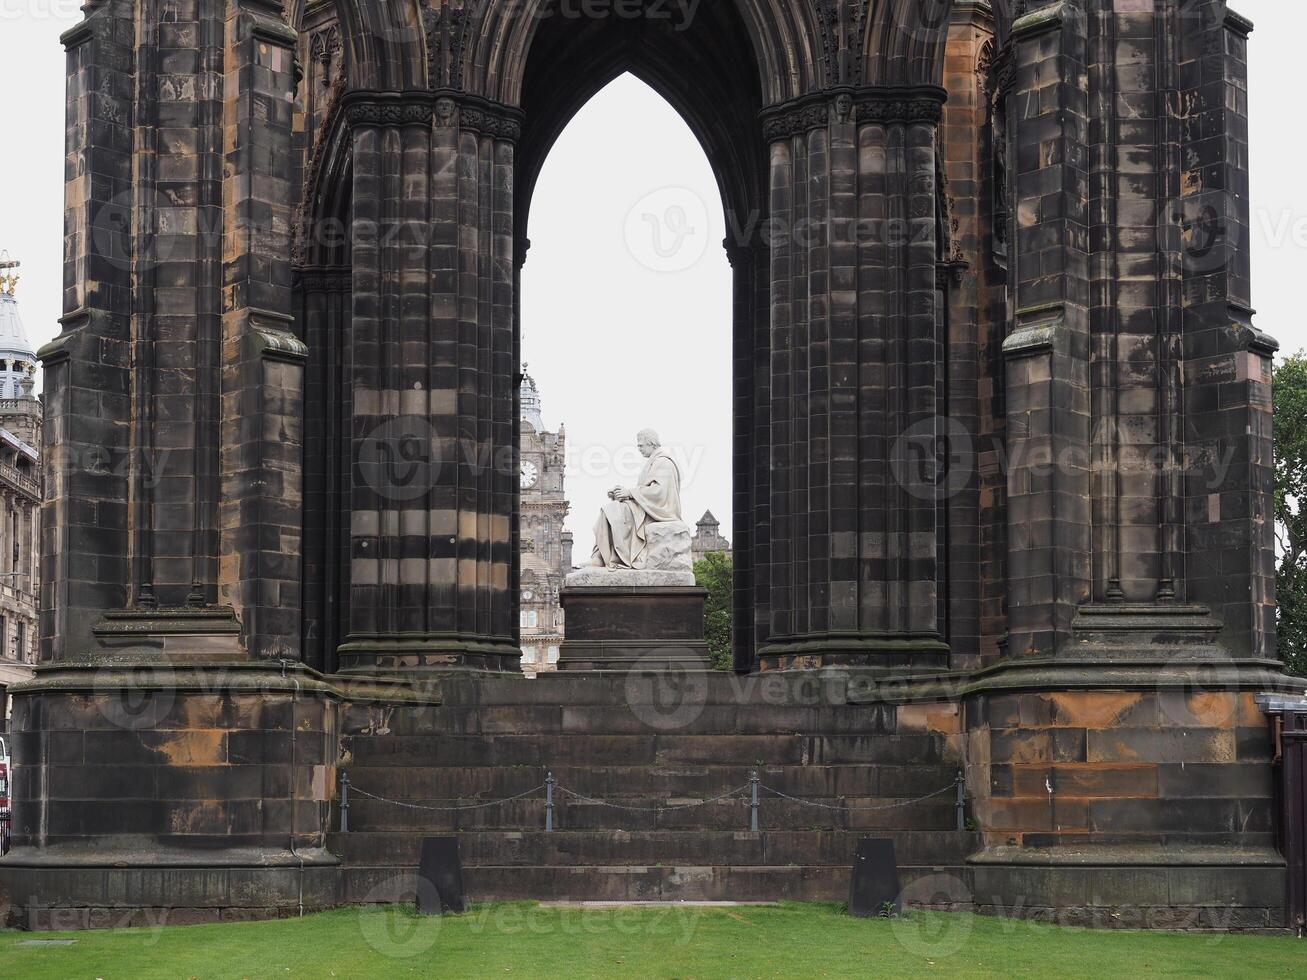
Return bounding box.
[340,92,435,129]
[293,268,352,293]
[339,90,524,142]
[759,85,947,141]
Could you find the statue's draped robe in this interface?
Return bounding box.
[591,448,683,569]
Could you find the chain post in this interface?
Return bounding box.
[749,770,760,832]
[545,772,555,832]
[339,771,350,833]
[955,769,965,831]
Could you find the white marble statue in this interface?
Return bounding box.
[567,429,694,587]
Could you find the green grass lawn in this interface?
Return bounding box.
[0,902,1302,979]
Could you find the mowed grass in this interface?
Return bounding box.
[0,902,1302,979]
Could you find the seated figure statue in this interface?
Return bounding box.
[574,429,693,581]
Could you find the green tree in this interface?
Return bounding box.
[1275,353,1307,677]
[693,551,733,671]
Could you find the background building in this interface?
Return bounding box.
[0,261,40,727]
[690,510,731,563]
[518,369,571,676]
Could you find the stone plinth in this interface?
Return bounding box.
[558,584,712,672]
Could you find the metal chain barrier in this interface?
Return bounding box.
[759,778,960,811]
[555,783,754,813]
[336,770,966,832]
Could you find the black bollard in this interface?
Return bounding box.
[416,836,468,915]
[847,838,902,918]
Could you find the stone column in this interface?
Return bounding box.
[964,0,1304,921]
[999,2,1093,659]
[1179,5,1277,659]
[757,87,949,670]
[298,269,352,674]
[939,1,1000,670]
[217,1,307,660]
[0,0,346,929]
[727,238,768,671]
[336,92,520,673]
[38,0,136,661]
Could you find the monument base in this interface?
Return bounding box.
[558,585,713,671]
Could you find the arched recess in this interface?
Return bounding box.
[293,0,779,673]
[465,0,823,108]
[863,0,956,87]
[290,0,992,673]
[295,109,355,675]
[507,3,775,671]
[327,0,428,91]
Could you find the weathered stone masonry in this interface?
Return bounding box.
[1,0,1304,930]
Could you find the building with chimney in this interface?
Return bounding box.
[0,259,40,726]
[690,510,731,563]
[518,369,570,676]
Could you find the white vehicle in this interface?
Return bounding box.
[0,733,10,854]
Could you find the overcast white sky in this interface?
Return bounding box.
[2,1,1303,560]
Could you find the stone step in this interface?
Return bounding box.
[330,830,978,868]
[347,733,951,768]
[339,795,960,833]
[341,862,975,905]
[342,763,961,800]
[402,671,883,710]
[352,702,902,736]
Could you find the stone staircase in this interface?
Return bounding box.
[331,673,978,904]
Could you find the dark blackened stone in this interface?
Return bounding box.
[847,838,901,918]
[416,836,467,915]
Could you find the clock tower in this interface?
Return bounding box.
[518,369,571,675]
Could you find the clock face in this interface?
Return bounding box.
[520,459,539,489]
[522,589,535,602]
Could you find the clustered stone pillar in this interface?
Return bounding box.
[727,238,770,671]
[757,88,950,670]
[964,1,1300,920]
[335,92,520,673]
[42,0,308,660]
[39,0,136,661]
[1178,5,1277,658]
[1000,1,1093,659]
[218,3,307,660]
[4,0,342,929]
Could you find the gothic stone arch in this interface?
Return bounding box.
[2,0,1302,931]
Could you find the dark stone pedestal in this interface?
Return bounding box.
[0,659,343,929]
[558,586,712,671]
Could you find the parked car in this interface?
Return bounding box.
[0,733,10,855]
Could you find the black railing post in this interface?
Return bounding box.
[545,772,555,832]
[339,771,350,833]
[955,770,966,831]
[749,770,760,832]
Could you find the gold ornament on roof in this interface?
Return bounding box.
[0,253,18,296]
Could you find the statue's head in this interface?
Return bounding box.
[636,429,660,457]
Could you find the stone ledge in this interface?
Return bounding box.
[967,843,1284,868]
[564,568,696,588]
